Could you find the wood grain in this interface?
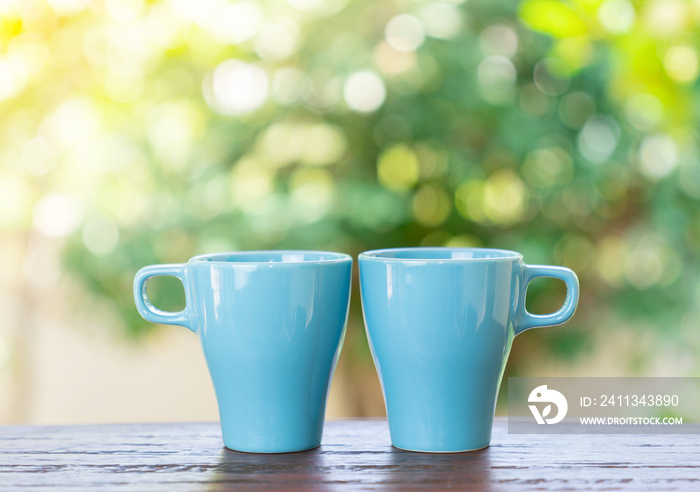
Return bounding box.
[1,420,698,491]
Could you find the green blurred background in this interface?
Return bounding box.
[1,0,699,423]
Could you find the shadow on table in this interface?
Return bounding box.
[376,447,496,491]
[206,446,334,491]
[206,444,495,491]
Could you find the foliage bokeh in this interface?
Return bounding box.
[2,0,700,396]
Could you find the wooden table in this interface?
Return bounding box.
[1,420,698,490]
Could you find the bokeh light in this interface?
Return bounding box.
[1,0,700,425]
[663,45,699,84]
[417,2,462,40]
[577,115,619,163]
[598,0,635,34]
[624,93,664,131]
[82,217,120,256]
[479,24,518,58]
[377,144,420,192]
[33,194,82,238]
[207,60,269,115]
[533,58,571,96]
[412,184,451,226]
[385,14,425,53]
[343,70,386,112]
[638,134,678,180]
[206,1,263,45]
[477,55,516,104]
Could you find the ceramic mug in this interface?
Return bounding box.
[359,247,579,453]
[134,251,352,453]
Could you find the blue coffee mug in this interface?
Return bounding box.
[359,247,579,453]
[134,251,352,453]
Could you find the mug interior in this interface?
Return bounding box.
[360,247,521,261]
[190,251,350,264]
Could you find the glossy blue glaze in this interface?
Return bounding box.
[359,247,579,453]
[134,251,352,453]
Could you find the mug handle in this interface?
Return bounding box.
[133,264,194,333]
[514,265,579,336]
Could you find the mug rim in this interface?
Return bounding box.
[189,250,352,265]
[358,247,523,262]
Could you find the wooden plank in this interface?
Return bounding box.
[0,420,698,490]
